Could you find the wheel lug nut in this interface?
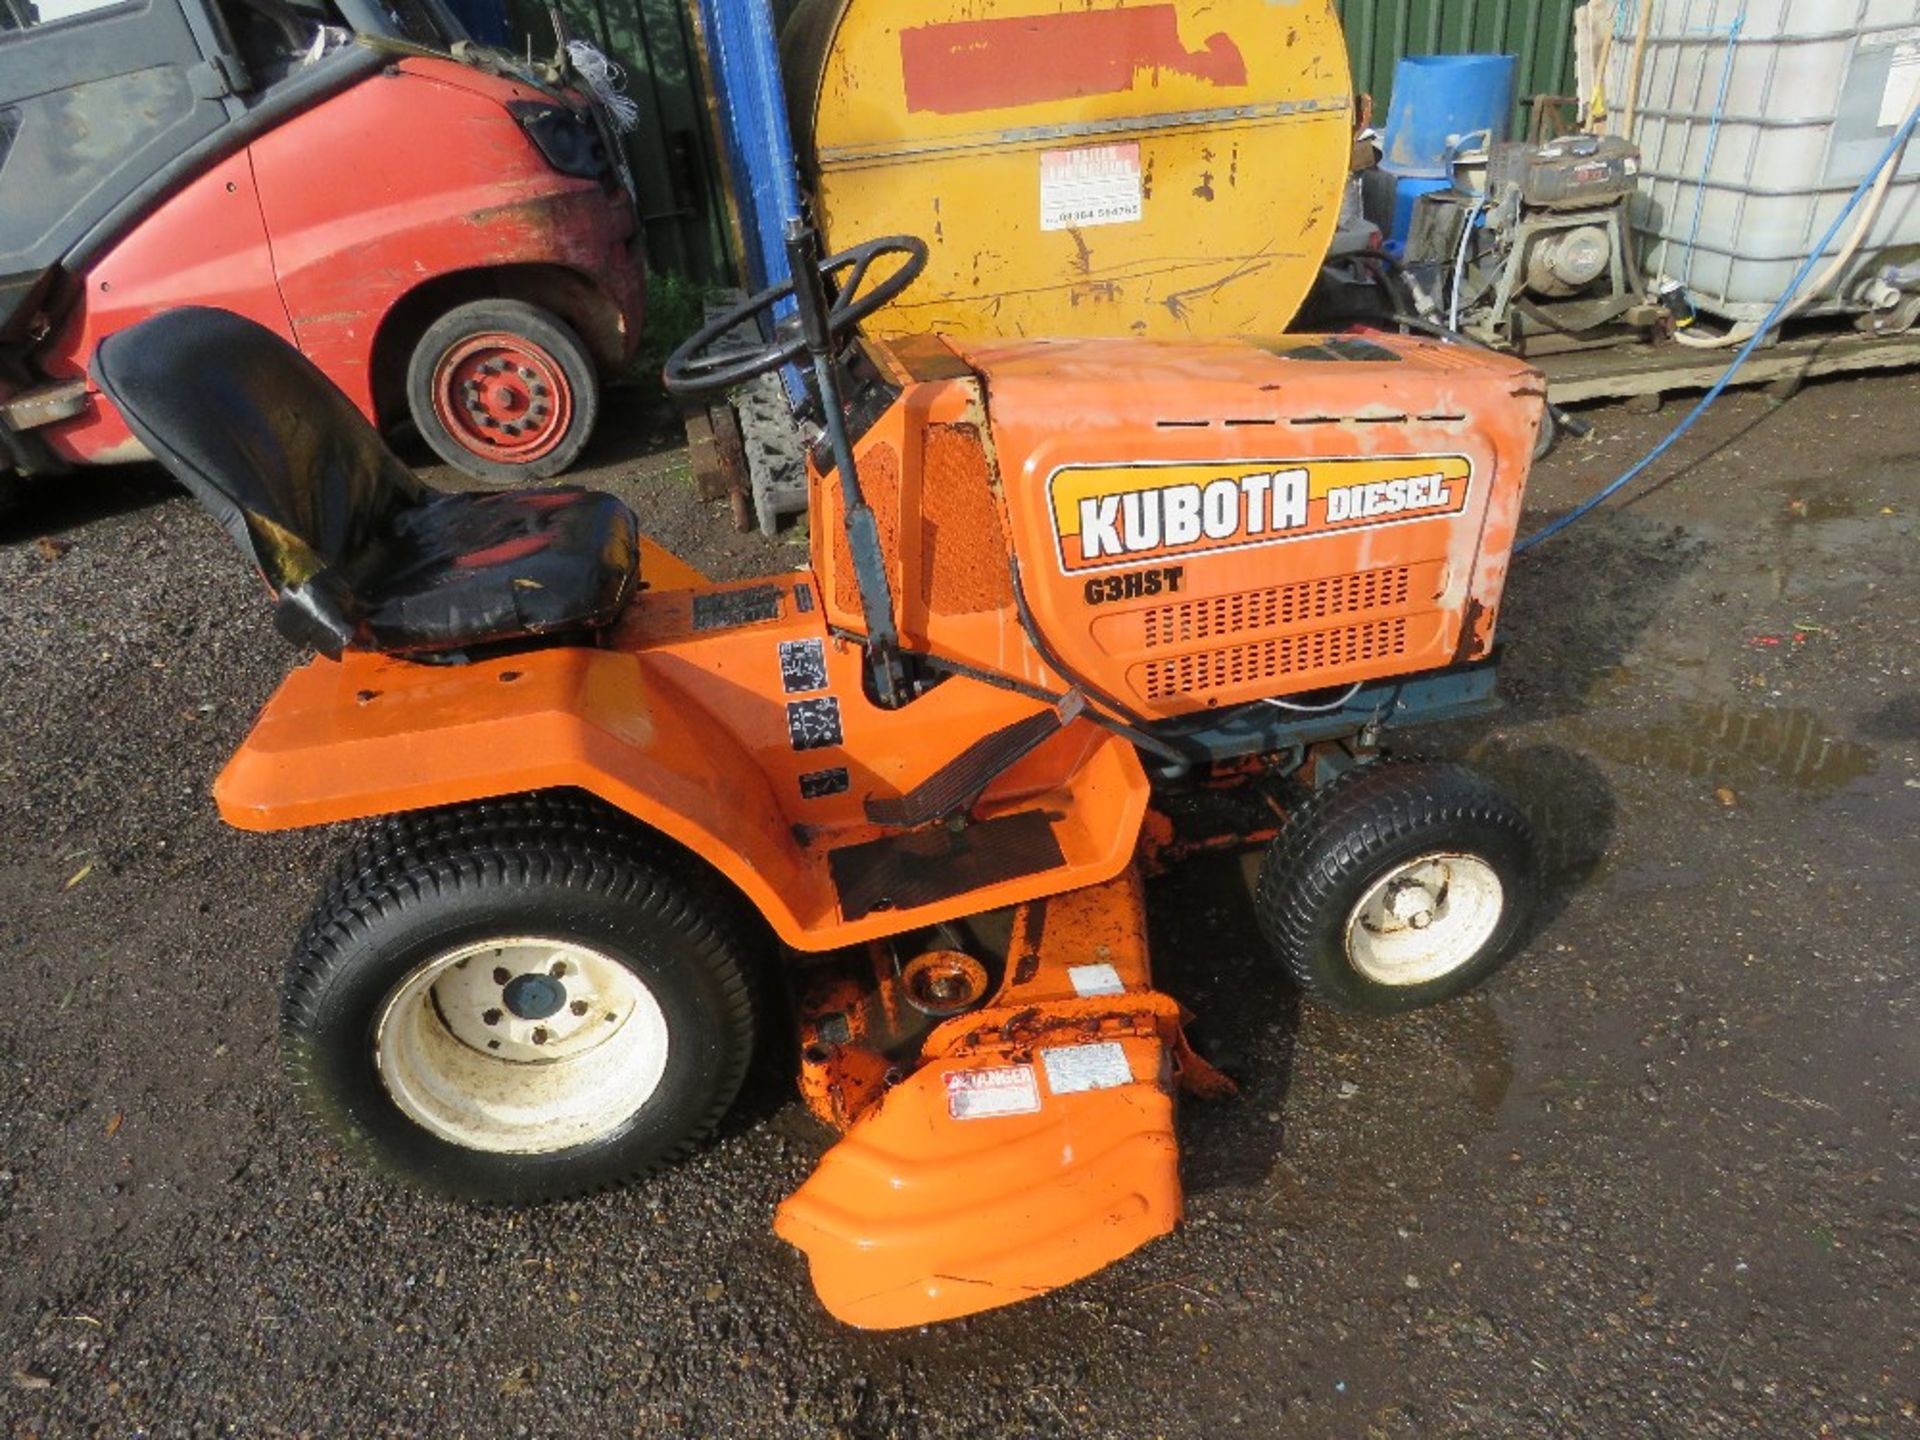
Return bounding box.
[531,1027,549,1045]
[483,1008,503,1026]
[570,1000,589,1016]
[493,967,511,985]
[551,961,568,978]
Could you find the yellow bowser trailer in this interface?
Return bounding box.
[782,0,1356,341]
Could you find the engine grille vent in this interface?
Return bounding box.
[1138,617,1410,701]
[1410,344,1486,371]
[1143,566,1414,650]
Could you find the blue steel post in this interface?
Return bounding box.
[692,0,803,291]
[691,0,804,395]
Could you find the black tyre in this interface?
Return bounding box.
[283,794,760,1204]
[1255,762,1538,1016]
[1533,405,1560,462]
[406,299,600,483]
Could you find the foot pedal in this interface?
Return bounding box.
[827,810,1066,921]
[865,692,1083,828]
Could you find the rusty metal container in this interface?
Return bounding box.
[782,0,1355,341]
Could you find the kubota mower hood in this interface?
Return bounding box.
[932,332,1547,721]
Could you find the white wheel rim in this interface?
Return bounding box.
[1345,853,1506,987]
[375,936,669,1155]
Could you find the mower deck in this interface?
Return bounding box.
[777,870,1231,1328]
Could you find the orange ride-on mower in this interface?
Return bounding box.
[92,220,1548,1330]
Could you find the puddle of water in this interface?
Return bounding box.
[1784,494,1863,523]
[1570,701,1878,798]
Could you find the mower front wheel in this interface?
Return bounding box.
[1255,762,1538,1016]
[282,796,760,1204]
[406,299,600,484]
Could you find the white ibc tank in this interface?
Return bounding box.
[1603,0,1920,323]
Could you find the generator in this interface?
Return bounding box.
[1404,133,1653,351]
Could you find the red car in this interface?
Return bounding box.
[0,0,643,496]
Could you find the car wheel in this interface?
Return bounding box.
[406,299,600,484]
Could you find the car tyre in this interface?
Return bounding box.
[406,299,600,484]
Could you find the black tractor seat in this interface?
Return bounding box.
[92,307,639,659]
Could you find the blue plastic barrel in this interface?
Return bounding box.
[1382,54,1519,178]
[1381,175,1452,257]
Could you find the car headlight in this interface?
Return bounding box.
[507,100,609,181]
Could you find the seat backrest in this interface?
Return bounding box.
[92,307,425,599]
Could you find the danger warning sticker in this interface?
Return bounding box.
[944,1064,1042,1120]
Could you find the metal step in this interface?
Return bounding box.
[827,810,1066,923]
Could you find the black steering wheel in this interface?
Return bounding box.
[662,235,928,396]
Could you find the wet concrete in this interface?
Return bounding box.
[1,374,1915,1437]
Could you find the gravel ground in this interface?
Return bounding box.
[1,374,1915,1439]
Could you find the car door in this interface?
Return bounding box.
[0,0,245,336]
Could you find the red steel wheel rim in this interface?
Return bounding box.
[430,331,575,465]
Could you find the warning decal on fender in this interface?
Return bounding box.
[944,1065,1042,1120]
[1048,455,1473,575]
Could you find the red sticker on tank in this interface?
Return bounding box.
[900,7,1248,116]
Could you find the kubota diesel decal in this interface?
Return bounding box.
[1048,456,1474,574]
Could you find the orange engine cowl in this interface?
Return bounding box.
[954,332,1546,719]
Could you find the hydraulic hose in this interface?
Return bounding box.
[1517,102,1920,554]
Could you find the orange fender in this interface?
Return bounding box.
[214,642,815,944]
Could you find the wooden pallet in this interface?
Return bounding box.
[1539,326,1920,409]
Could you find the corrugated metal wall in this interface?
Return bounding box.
[506,1,1580,282]
[1336,0,1581,133]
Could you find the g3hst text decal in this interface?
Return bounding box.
[1049,456,1473,574]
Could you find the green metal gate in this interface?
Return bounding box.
[503,0,806,284]
[502,0,1581,284]
[1335,0,1580,133]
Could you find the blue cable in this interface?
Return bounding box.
[1517,101,1920,554]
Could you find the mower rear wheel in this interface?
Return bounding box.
[406,299,600,484]
[1255,762,1538,1015]
[282,795,760,1204]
